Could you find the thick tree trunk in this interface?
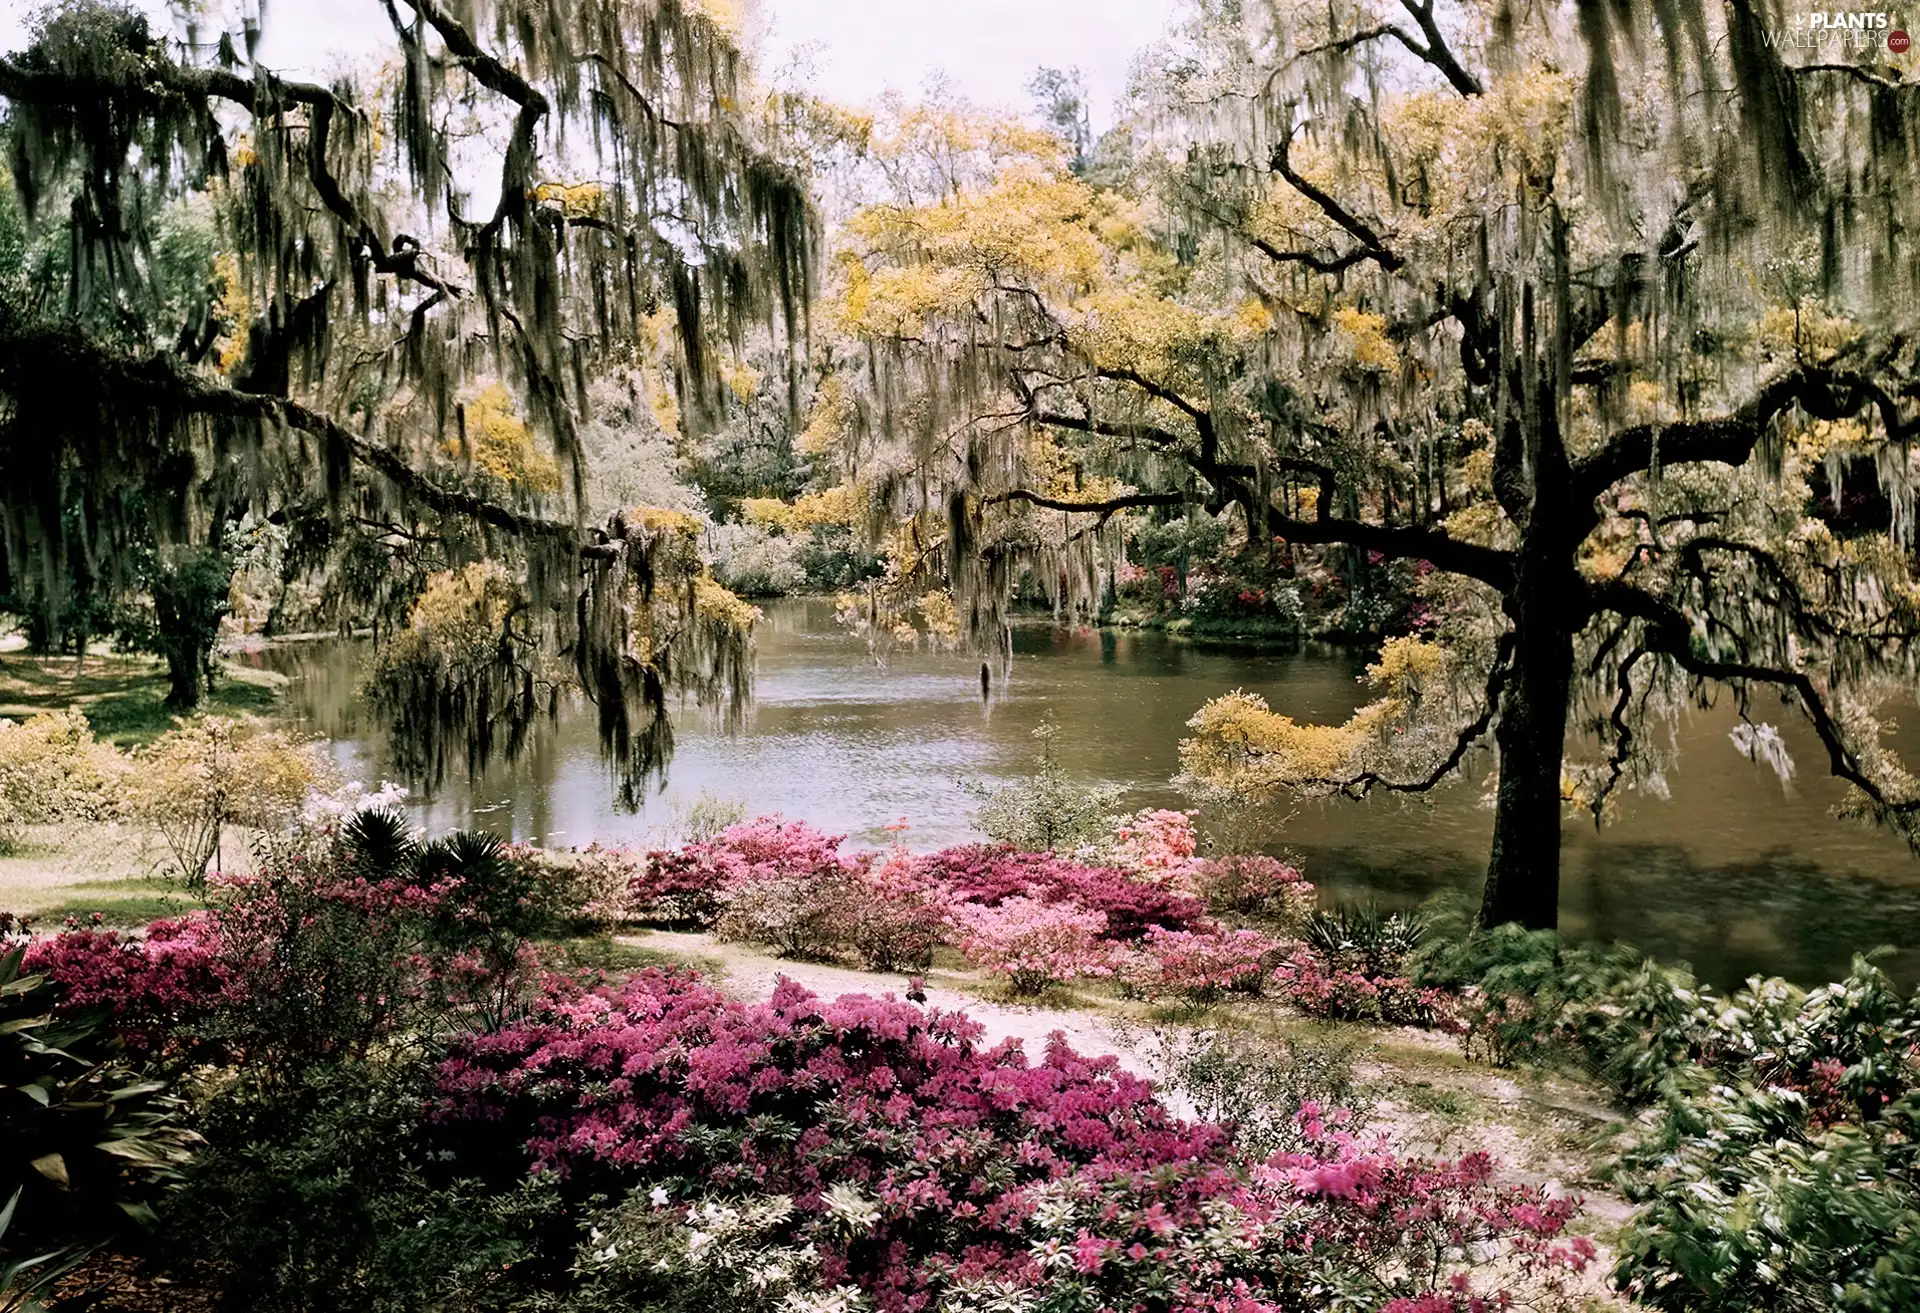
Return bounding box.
[163,644,205,710]
[1478,554,1577,931]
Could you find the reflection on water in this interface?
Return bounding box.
[244,597,1920,988]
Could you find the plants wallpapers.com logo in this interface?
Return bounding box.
[1767,11,1913,50]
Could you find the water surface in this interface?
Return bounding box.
[247,597,1920,987]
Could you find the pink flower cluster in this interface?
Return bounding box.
[1193,853,1316,919]
[913,845,1205,941]
[1107,808,1203,891]
[23,914,236,1054]
[949,896,1114,993]
[1117,926,1286,1003]
[436,971,1591,1313]
[1271,952,1452,1027]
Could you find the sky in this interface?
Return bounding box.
[0,0,1181,124]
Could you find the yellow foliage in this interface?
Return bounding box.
[1181,689,1390,793]
[1366,636,1446,698]
[1757,301,1863,363]
[213,252,252,375]
[740,497,795,530]
[1182,640,1450,796]
[393,562,523,673]
[455,384,561,494]
[721,357,760,404]
[693,575,762,633]
[798,376,854,457]
[916,590,960,643]
[532,180,605,218]
[1792,416,1871,461]
[0,711,125,830]
[129,716,328,881]
[744,484,867,534]
[1331,307,1398,373]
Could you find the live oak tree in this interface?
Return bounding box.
[0,0,813,796]
[824,0,1920,929]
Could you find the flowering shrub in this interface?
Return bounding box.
[624,845,728,925]
[950,896,1113,994]
[1105,808,1202,892]
[715,868,857,960]
[692,816,856,885]
[1273,952,1450,1027]
[436,971,1593,1313]
[697,818,863,959]
[23,915,235,1056]
[26,814,558,1063]
[1120,926,1285,1004]
[1194,852,1316,924]
[839,855,947,972]
[914,845,1204,940]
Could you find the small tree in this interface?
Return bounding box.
[960,716,1125,852]
[130,718,327,885]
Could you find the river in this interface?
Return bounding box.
[245,596,1920,988]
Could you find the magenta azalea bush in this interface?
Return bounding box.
[24,915,235,1056]
[435,969,1594,1313]
[1195,852,1317,922]
[914,844,1206,940]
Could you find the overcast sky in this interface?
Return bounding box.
[0,0,1180,123]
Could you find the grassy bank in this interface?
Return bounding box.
[0,820,235,924]
[1103,609,1309,642]
[1,650,289,923]
[0,650,287,747]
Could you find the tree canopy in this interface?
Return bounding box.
[809,0,1920,928]
[0,0,816,799]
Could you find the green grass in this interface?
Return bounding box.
[29,890,202,928]
[1403,1080,1477,1119]
[0,652,286,747]
[589,935,730,977]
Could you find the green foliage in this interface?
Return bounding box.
[1304,902,1427,978]
[0,946,191,1255]
[960,717,1125,852]
[676,791,748,845]
[1146,1023,1369,1161]
[1612,958,1920,1312]
[171,1059,567,1313]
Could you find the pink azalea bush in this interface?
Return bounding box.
[914,844,1205,940]
[1106,807,1203,892]
[950,895,1113,994]
[1273,951,1452,1027]
[435,970,1594,1313]
[1119,926,1286,1004]
[1194,852,1318,924]
[702,818,863,958]
[840,852,949,971]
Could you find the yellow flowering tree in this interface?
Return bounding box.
[830,0,1920,930]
